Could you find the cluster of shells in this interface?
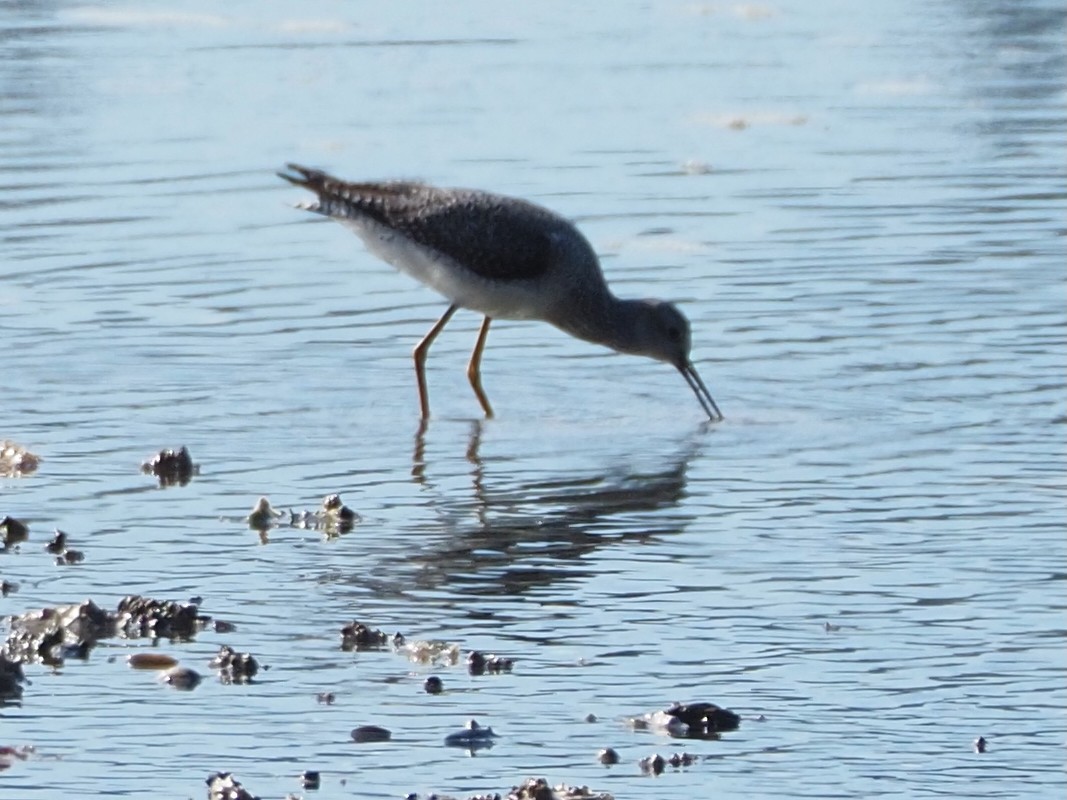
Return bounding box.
[0,441,39,478]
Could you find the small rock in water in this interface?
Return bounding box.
[210,645,260,684]
[206,771,258,800]
[45,530,67,554]
[638,751,695,773]
[1,516,28,551]
[351,725,391,743]
[58,549,85,564]
[301,770,321,789]
[664,701,741,735]
[246,496,282,531]
[160,666,201,691]
[116,594,208,640]
[667,751,697,767]
[639,753,666,775]
[0,655,27,701]
[141,446,198,487]
[597,747,619,765]
[467,650,513,675]
[340,620,390,651]
[443,719,498,749]
[974,736,987,753]
[628,701,741,738]
[46,529,84,565]
[467,650,486,674]
[321,493,359,530]
[127,653,180,670]
[487,654,514,672]
[316,691,336,705]
[424,675,444,694]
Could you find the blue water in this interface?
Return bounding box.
[2,2,1064,798]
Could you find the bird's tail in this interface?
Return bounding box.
[277,163,327,191]
[279,164,431,223]
[278,163,339,214]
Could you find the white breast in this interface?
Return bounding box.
[336,216,553,321]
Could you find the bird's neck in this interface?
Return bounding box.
[548,292,644,355]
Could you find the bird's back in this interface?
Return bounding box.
[281,166,596,286]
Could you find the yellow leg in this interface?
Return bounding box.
[413,304,458,419]
[467,316,494,418]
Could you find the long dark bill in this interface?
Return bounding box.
[679,361,723,422]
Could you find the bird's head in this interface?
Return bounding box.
[630,300,722,421]
[630,300,692,367]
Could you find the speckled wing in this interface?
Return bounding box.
[280,165,555,282]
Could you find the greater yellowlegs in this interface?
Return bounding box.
[279,164,723,421]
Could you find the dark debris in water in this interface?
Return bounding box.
[351,724,392,743]
[248,493,361,536]
[160,665,202,691]
[665,701,741,736]
[141,446,198,487]
[46,529,85,565]
[340,620,395,651]
[1,516,28,551]
[45,529,66,554]
[639,751,699,775]
[210,645,260,684]
[467,650,514,675]
[596,747,619,765]
[116,595,209,640]
[0,655,26,703]
[405,777,613,800]
[0,745,35,772]
[629,701,741,739]
[443,719,498,750]
[206,771,259,800]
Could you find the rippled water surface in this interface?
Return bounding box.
[2,1,1065,798]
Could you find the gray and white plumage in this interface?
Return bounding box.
[279,164,722,420]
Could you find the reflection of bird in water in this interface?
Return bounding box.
[280,165,723,421]
[402,419,703,598]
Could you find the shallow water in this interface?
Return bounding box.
[2,1,1065,798]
